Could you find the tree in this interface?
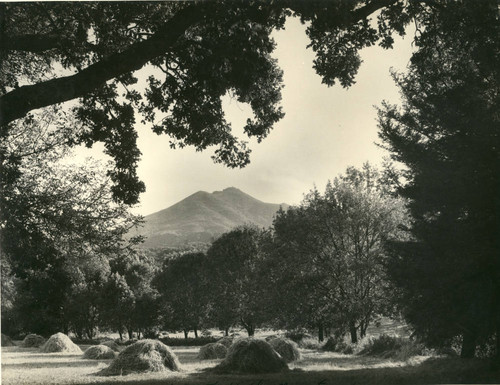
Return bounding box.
[1,0,420,204]
[109,251,161,339]
[272,164,407,343]
[0,110,142,335]
[154,252,209,338]
[205,226,272,336]
[100,272,135,340]
[377,0,500,358]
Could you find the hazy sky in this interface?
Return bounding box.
[75,17,414,216]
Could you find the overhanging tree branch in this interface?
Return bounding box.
[0,4,200,127]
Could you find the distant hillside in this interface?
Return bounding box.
[132,187,288,248]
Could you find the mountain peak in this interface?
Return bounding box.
[133,188,287,248]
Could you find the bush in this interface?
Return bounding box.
[268,337,301,362]
[22,334,46,348]
[83,345,116,359]
[41,333,82,353]
[322,337,353,354]
[198,342,228,359]
[358,334,424,360]
[298,337,322,350]
[214,338,288,374]
[100,339,181,376]
[159,336,219,346]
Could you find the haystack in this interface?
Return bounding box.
[1,333,16,346]
[268,337,301,362]
[41,333,82,353]
[101,340,121,352]
[198,342,227,360]
[214,338,288,374]
[100,339,181,376]
[84,345,116,359]
[22,334,46,348]
[218,336,234,348]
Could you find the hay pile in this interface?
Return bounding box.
[84,345,116,359]
[268,337,301,362]
[100,339,181,376]
[218,336,234,348]
[214,338,288,374]
[41,333,82,353]
[22,334,46,348]
[2,333,16,346]
[198,342,227,360]
[101,340,121,352]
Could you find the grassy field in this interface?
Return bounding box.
[2,342,499,385]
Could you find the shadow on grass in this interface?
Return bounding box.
[2,359,108,369]
[83,357,500,385]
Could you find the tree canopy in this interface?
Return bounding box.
[1,0,424,204]
[377,0,500,358]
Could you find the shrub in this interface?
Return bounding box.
[84,345,116,359]
[198,342,227,359]
[1,333,16,346]
[214,338,288,374]
[268,337,301,362]
[22,334,46,348]
[100,339,181,376]
[322,337,353,354]
[41,333,82,353]
[358,334,425,360]
[298,337,322,350]
[285,330,311,343]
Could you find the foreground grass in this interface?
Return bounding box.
[2,344,499,385]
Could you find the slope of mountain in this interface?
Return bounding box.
[133,187,288,248]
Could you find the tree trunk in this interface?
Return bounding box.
[118,330,123,341]
[318,324,324,342]
[128,329,133,340]
[183,329,189,339]
[194,328,198,338]
[460,330,477,358]
[224,327,229,337]
[350,321,358,344]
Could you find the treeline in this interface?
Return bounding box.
[2,163,407,346]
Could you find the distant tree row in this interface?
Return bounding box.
[152,163,406,342]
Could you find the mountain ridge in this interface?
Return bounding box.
[133,187,287,248]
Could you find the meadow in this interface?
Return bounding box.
[2,339,499,385]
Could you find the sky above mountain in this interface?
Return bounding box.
[73,16,414,216]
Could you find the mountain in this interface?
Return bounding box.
[132,187,288,248]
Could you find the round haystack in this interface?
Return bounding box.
[41,333,82,353]
[218,336,234,348]
[84,345,116,359]
[22,334,46,348]
[2,333,16,346]
[214,338,288,374]
[268,337,301,362]
[198,342,227,360]
[100,339,181,376]
[101,340,121,352]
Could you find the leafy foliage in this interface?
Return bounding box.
[377,0,500,358]
[1,0,416,204]
[270,164,407,342]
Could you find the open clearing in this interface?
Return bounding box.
[2,344,499,385]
